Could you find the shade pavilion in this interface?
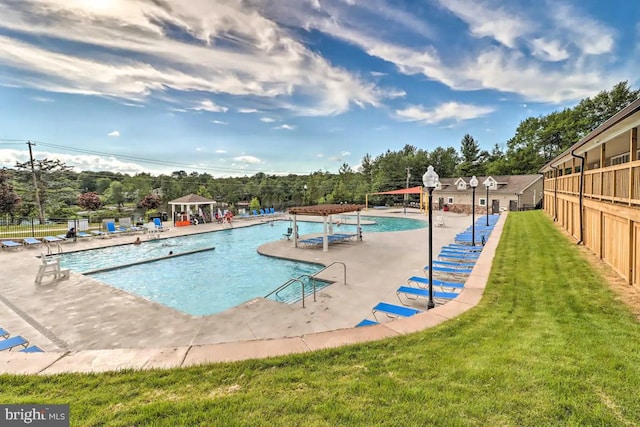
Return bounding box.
[287,204,364,252]
[168,194,220,225]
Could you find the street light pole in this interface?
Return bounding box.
[303,184,307,206]
[423,165,439,310]
[469,176,478,247]
[484,180,490,226]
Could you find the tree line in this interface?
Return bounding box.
[1,82,637,221]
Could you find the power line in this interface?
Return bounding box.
[7,139,314,176]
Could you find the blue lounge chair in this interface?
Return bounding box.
[0,335,29,351]
[0,328,9,338]
[372,302,421,321]
[427,263,474,272]
[424,265,473,279]
[434,260,475,268]
[23,237,42,247]
[439,251,480,261]
[106,222,123,236]
[355,319,379,327]
[76,231,92,239]
[440,247,481,255]
[19,345,44,353]
[444,244,483,252]
[396,286,459,305]
[299,237,323,246]
[407,276,465,290]
[1,240,22,251]
[153,218,167,231]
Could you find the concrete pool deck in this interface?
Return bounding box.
[0,208,505,374]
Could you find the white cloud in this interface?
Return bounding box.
[260,117,276,123]
[437,0,530,48]
[316,153,324,158]
[341,151,351,156]
[273,124,294,130]
[0,0,383,116]
[30,96,53,102]
[108,130,120,137]
[238,108,258,113]
[192,99,228,113]
[215,149,227,154]
[551,3,615,55]
[530,38,569,62]
[396,102,494,124]
[0,148,150,175]
[233,155,262,164]
[211,120,227,125]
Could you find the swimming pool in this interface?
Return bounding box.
[59,215,425,316]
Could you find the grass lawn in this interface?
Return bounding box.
[2,211,640,426]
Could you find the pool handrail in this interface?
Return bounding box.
[265,261,347,308]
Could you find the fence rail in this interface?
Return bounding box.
[0,216,102,240]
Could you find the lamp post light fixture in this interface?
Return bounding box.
[469,175,478,246]
[303,184,307,206]
[422,165,439,310]
[483,178,491,226]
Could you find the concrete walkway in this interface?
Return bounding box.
[0,209,505,374]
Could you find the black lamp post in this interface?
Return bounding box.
[423,165,439,310]
[469,175,478,246]
[483,178,491,226]
[303,184,307,206]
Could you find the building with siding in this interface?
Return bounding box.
[432,175,543,214]
[539,98,640,285]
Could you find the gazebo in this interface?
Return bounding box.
[168,194,220,226]
[287,204,364,252]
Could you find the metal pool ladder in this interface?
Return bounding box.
[264,262,347,308]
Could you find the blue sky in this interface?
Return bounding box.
[0,0,638,177]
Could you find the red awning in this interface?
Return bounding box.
[369,186,423,195]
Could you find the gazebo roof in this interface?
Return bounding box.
[168,194,216,204]
[287,204,364,216]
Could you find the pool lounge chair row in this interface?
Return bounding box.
[252,208,277,217]
[299,233,357,247]
[0,327,43,353]
[355,279,464,327]
[356,216,501,327]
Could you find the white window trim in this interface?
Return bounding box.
[611,152,629,166]
[479,198,486,206]
[447,197,453,204]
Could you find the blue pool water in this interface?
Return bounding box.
[59,215,425,316]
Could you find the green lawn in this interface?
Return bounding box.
[2,211,640,426]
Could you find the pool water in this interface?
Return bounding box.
[59,215,425,316]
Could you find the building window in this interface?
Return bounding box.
[479,198,486,206]
[610,153,629,166]
[447,197,453,204]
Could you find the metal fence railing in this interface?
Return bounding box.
[0,216,99,240]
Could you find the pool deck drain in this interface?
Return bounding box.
[0,209,503,374]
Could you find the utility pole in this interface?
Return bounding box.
[404,166,411,214]
[27,141,44,223]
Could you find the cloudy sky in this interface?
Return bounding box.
[0,0,638,176]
